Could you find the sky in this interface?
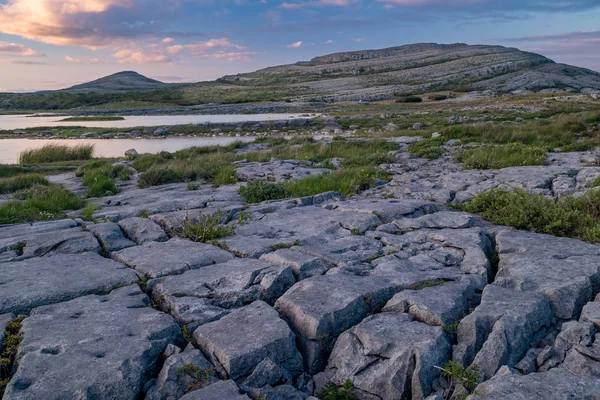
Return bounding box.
[0,0,598,92]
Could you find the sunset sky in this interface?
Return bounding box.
[0,0,598,92]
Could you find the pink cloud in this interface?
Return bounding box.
[281,0,358,9]
[287,41,304,48]
[0,41,44,56]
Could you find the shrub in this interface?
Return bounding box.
[179,210,235,243]
[430,95,448,101]
[19,144,94,165]
[438,361,480,396]
[78,161,126,197]
[0,174,49,194]
[454,143,547,169]
[82,203,100,221]
[84,175,119,198]
[239,181,290,203]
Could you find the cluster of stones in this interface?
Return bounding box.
[2,141,600,399]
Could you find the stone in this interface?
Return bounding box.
[385,123,400,132]
[413,122,424,130]
[453,285,554,380]
[0,219,77,241]
[260,249,329,280]
[432,132,441,138]
[154,128,168,136]
[149,258,296,330]
[18,228,100,258]
[179,380,249,400]
[3,286,181,400]
[580,301,600,329]
[495,230,600,319]
[275,274,399,374]
[382,278,480,326]
[294,235,383,267]
[0,253,139,315]
[145,344,218,400]
[113,238,234,278]
[470,368,600,399]
[391,211,475,233]
[514,348,542,375]
[118,217,169,245]
[193,301,303,380]
[87,222,136,252]
[235,160,331,182]
[242,358,293,388]
[246,385,309,400]
[125,149,139,156]
[324,313,450,400]
[334,199,439,224]
[560,347,600,377]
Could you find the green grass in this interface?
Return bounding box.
[76,160,129,197]
[454,143,547,169]
[408,137,446,159]
[0,174,49,194]
[0,316,26,397]
[19,144,95,165]
[59,116,124,122]
[0,165,35,178]
[239,181,290,203]
[455,189,600,243]
[0,184,85,224]
[179,210,235,243]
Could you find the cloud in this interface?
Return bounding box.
[0,41,44,56]
[65,56,81,63]
[166,38,244,55]
[112,48,171,64]
[281,0,358,9]
[287,41,304,48]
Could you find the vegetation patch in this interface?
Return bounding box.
[0,174,49,194]
[76,160,130,197]
[59,116,125,122]
[0,184,85,225]
[408,137,446,159]
[239,181,289,203]
[0,316,26,396]
[179,210,235,243]
[455,188,600,243]
[317,380,357,400]
[454,143,547,169]
[287,167,385,198]
[19,144,95,165]
[438,361,480,399]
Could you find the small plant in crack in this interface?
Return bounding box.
[411,280,445,290]
[437,361,480,400]
[182,326,193,344]
[0,316,26,396]
[138,275,150,292]
[177,363,213,392]
[316,380,357,400]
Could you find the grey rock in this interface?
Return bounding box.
[247,385,309,400]
[125,148,139,156]
[471,367,600,399]
[391,211,475,233]
[194,301,303,380]
[87,222,136,252]
[235,160,331,182]
[294,235,382,267]
[242,358,293,388]
[275,274,399,374]
[112,238,234,278]
[514,348,542,375]
[324,313,450,400]
[118,217,169,245]
[413,122,424,130]
[0,219,77,241]
[3,286,181,400]
[453,285,554,380]
[179,380,249,400]
[19,228,100,258]
[0,253,139,315]
[334,198,440,224]
[260,249,329,280]
[580,301,600,329]
[560,347,600,377]
[154,128,168,136]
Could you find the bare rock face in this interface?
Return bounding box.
[179,380,250,400]
[3,286,181,400]
[118,217,169,245]
[87,222,136,252]
[322,313,450,400]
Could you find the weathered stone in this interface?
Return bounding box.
[294,235,383,267]
[150,259,296,330]
[580,301,600,329]
[471,367,600,399]
[514,348,542,375]
[193,301,303,380]
[453,285,554,380]
[333,199,440,224]
[4,286,181,400]
[391,211,475,232]
[87,222,136,252]
[242,358,293,388]
[235,160,331,182]
[0,219,77,241]
[246,384,309,400]
[19,228,100,258]
[324,313,450,400]
[382,278,480,326]
[495,230,600,319]
[179,380,250,400]
[0,253,139,315]
[112,238,234,278]
[275,274,399,374]
[118,217,169,245]
[260,249,329,280]
[145,344,218,400]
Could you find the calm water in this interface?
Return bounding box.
[0,113,315,130]
[0,137,255,164]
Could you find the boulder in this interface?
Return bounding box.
[0,253,139,315]
[112,238,234,278]
[118,217,169,245]
[3,286,181,400]
[324,313,450,400]
[179,380,250,400]
[125,149,139,156]
[87,222,136,252]
[242,358,293,388]
[193,301,303,380]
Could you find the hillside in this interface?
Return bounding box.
[58,71,178,94]
[219,42,600,100]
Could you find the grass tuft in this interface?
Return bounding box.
[454,143,547,169]
[19,144,94,165]
[0,174,49,194]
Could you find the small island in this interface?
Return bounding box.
[59,116,125,122]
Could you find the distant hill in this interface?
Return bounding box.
[219,43,600,100]
[57,71,179,94]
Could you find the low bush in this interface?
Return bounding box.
[179,210,234,243]
[19,144,94,165]
[0,174,49,194]
[239,181,290,203]
[455,189,600,243]
[454,143,547,169]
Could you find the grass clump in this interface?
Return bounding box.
[454,143,547,170]
[288,168,385,198]
[0,316,26,396]
[82,203,101,221]
[179,210,235,243]
[438,361,480,398]
[0,184,85,224]
[239,181,290,203]
[0,174,49,194]
[317,380,357,400]
[77,161,130,197]
[177,364,213,392]
[19,144,94,165]
[408,137,446,159]
[455,188,600,243]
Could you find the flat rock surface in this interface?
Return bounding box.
[87,222,136,252]
[179,380,249,400]
[4,286,181,400]
[118,217,169,245]
[0,253,139,315]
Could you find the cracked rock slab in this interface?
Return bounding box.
[19,228,101,258]
[324,313,450,400]
[112,238,234,278]
[3,286,182,400]
[193,300,303,380]
[87,222,136,252]
[118,217,169,245]
[0,253,139,315]
[179,380,250,400]
[260,249,329,280]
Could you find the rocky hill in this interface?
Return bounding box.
[58,71,178,94]
[220,43,600,100]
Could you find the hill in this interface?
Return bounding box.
[58,71,178,94]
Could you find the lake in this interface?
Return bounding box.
[0,113,317,130]
[0,137,256,164]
